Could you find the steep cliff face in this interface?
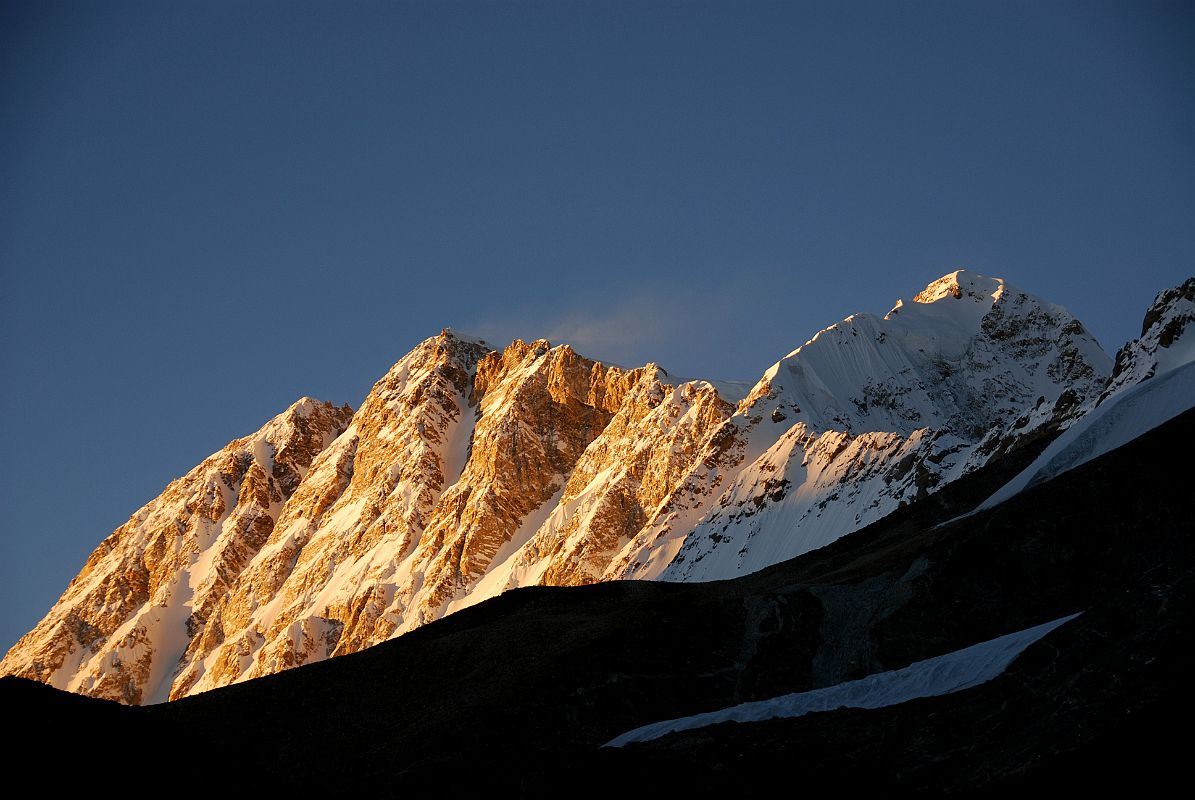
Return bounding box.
[184,333,665,696]
[179,331,491,695]
[0,399,353,704]
[458,367,735,598]
[411,340,641,620]
[6,271,1158,703]
[1099,277,1195,403]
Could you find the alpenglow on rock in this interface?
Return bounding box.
[3,271,1127,703]
[0,399,353,704]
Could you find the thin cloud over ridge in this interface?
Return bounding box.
[466,288,742,378]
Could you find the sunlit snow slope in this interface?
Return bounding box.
[612,271,1110,580]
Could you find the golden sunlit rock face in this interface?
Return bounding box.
[177,332,737,698]
[5,271,1150,704]
[0,399,353,704]
[0,329,738,703]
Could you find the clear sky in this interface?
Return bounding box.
[1,0,1192,653]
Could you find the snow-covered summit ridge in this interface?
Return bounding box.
[910,269,1006,305]
[746,271,1105,437]
[613,271,1111,582]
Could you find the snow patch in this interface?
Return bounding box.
[440,388,477,488]
[605,612,1080,747]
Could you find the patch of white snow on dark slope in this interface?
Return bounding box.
[605,612,1080,747]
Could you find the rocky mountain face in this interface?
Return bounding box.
[1099,276,1195,403]
[6,270,1167,704]
[0,400,353,704]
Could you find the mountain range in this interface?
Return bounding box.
[2,270,1191,720]
[3,270,1192,794]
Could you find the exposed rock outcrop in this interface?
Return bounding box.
[1099,277,1195,403]
[0,399,352,704]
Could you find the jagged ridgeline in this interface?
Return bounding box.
[5,271,1191,704]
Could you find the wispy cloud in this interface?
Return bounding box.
[457,267,832,383]
[462,288,729,375]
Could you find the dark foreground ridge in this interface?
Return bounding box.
[6,410,1194,794]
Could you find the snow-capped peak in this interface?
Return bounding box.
[911,269,1006,306]
[744,271,1106,439]
[631,270,1111,582]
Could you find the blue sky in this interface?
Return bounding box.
[1,0,1192,652]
